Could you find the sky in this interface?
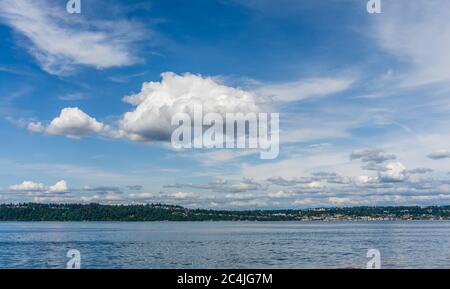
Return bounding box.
[0,0,450,209]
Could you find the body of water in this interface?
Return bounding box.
[0,221,449,269]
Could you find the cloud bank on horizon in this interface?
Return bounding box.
[0,0,450,209]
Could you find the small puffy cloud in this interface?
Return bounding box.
[351,148,396,163]
[357,175,378,185]
[27,122,45,133]
[128,192,157,200]
[378,162,408,183]
[228,179,261,192]
[357,162,409,185]
[171,192,196,199]
[30,107,108,139]
[225,193,256,200]
[119,72,263,142]
[9,181,46,192]
[9,180,69,193]
[47,107,106,138]
[267,190,292,198]
[48,180,69,193]
[308,181,323,189]
[427,150,450,160]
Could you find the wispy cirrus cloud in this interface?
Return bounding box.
[0,0,143,75]
[373,0,450,86]
[253,77,355,102]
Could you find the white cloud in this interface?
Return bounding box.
[171,192,196,199]
[30,107,108,139]
[119,72,264,142]
[0,0,140,75]
[9,180,69,193]
[9,181,46,192]
[254,77,354,102]
[267,190,292,198]
[27,122,45,133]
[308,181,322,189]
[128,192,157,200]
[357,175,378,185]
[225,193,256,200]
[378,162,408,183]
[228,179,261,191]
[48,180,69,193]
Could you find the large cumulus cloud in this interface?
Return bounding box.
[118,72,264,142]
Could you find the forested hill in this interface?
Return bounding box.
[1,203,450,221]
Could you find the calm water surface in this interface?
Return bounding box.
[0,221,449,268]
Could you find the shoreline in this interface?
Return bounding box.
[0,219,450,223]
[2,203,450,222]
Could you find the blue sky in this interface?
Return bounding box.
[1,0,450,209]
